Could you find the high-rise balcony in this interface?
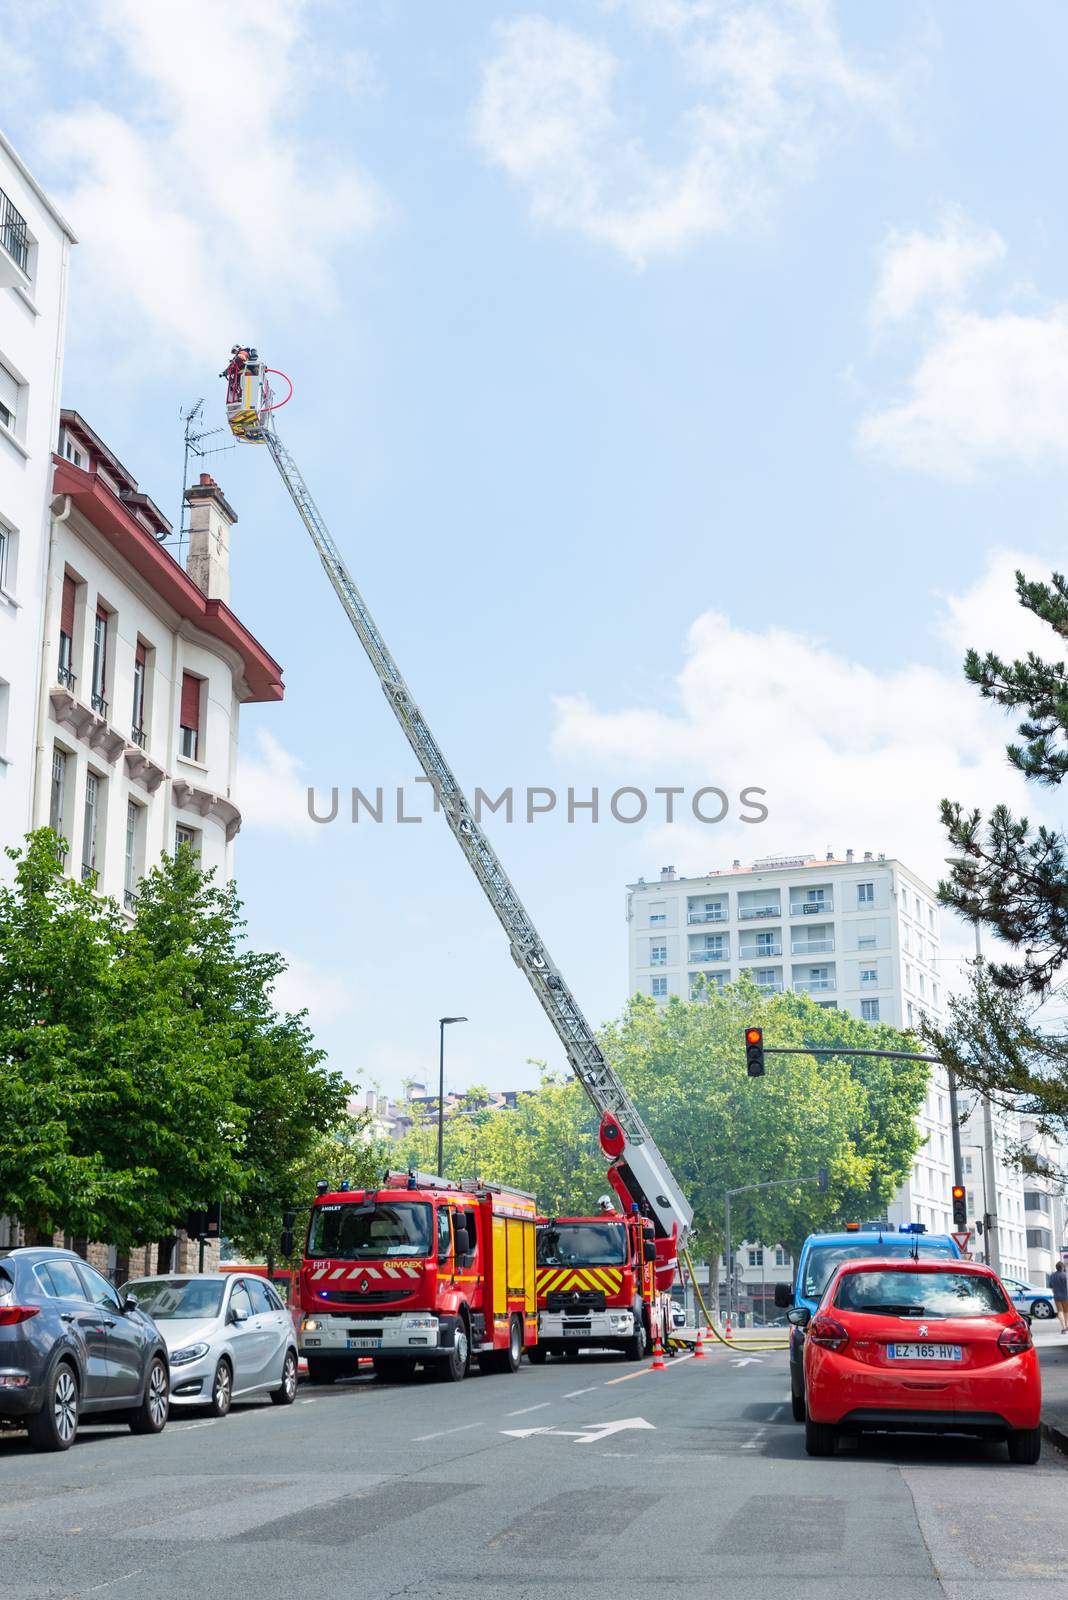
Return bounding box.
[689,948,729,964]
[738,904,780,920]
[739,943,782,960]
[688,909,725,923]
[0,187,29,288]
[790,897,833,916]
[794,977,835,993]
[791,937,835,954]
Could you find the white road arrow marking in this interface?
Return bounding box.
[730,1357,764,1367]
[501,1417,655,1446]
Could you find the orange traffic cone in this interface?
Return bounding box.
[693,1326,706,1359]
[724,1314,733,1341]
[651,1335,666,1370]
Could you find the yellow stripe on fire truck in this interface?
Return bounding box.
[536,1269,624,1294]
[308,1264,422,1281]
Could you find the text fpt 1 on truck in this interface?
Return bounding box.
[298,1170,537,1383]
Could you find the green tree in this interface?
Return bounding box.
[940,567,1068,993]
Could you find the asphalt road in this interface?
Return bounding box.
[3,1341,1068,1600]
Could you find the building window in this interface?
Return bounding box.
[900,888,909,912]
[62,433,85,468]
[49,747,68,842]
[1027,1228,1052,1251]
[748,1248,763,1267]
[860,967,877,985]
[82,772,101,881]
[963,1155,972,1176]
[906,1001,914,1026]
[175,823,200,857]
[774,1247,789,1267]
[91,607,109,717]
[861,998,880,1021]
[928,907,935,930]
[857,882,874,906]
[651,976,667,998]
[650,944,667,966]
[57,574,76,688]
[0,524,7,592]
[918,974,926,998]
[649,902,667,925]
[1025,1193,1049,1213]
[755,931,777,955]
[179,671,202,760]
[0,359,18,433]
[131,641,147,745]
[124,800,143,910]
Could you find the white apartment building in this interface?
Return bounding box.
[35,413,284,902]
[626,851,1013,1274]
[0,131,75,868]
[1019,1120,1068,1287]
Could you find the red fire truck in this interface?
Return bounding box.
[297,1171,537,1383]
[532,1206,672,1362]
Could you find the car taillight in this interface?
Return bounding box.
[0,1306,40,1326]
[998,1320,1032,1356]
[809,1314,848,1352]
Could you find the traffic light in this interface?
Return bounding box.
[745,1026,765,1077]
[952,1184,967,1229]
[280,1207,296,1258]
[818,1166,829,1193]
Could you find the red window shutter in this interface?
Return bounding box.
[135,640,147,667]
[180,672,201,730]
[61,575,75,637]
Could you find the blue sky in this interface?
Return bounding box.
[4,1,1067,1095]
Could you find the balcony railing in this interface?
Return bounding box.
[91,691,108,718]
[690,949,729,964]
[791,899,832,916]
[56,666,76,692]
[124,889,139,912]
[738,905,780,920]
[688,909,725,923]
[130,725,147,749]
[791,938,835,954]
[81,862,97,885]
[740,944,782,960]
[0,187,29,275]
[756,981,783,994]
[794,978,835,993]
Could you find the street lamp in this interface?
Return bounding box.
[437,1016,467,1178]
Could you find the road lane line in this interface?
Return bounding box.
[605,1353,694,1385]
[412,1421,483,1441]
[741,1426,768,1451]
[564,1387,599,1397]
[506,1402,551,1416]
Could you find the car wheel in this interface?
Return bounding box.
[437,1322,470,1382]
[26,1362,79,1452]
[271,1350,298,1405]
[209,1358,232,1418]
[1031,1299,1055,1320]
[527,1346,548,1364]
[804,1417,838,1457]
[1007,1426,1042,1464]
[129,1357,169,1435]
[791,1389,806,1423]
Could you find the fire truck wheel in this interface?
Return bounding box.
[438,1321,470,1382]
[372,1358,417,1381]
[493,1317,522,1373]
[564,1345,580,1361]
[623,1319,647,1362]
[527,1347,548,1364]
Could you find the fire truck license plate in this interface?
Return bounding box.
[563,1326,590,1337]
[887,1344,961,1361]
[346,1337,382,1350]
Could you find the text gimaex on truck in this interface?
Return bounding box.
[531,1201,672,1363]
[297,1170,537,1383]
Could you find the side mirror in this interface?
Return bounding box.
[122,1294,139,1313]
[642,1241,656,1264]
[774,1281,793,1310]
[786,1306,810,1328]
[453,1227,471,1256]
[230,1306,249,1325]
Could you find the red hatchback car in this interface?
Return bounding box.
[796,1258,1041,1463]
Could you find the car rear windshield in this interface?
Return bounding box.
[802,1239,956,1300]
[306,1201,432,1260]
[834,1269,1009,1318]
[124,1279,224,1318]
[537,1222,628,1267]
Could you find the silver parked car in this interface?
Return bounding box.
[122,1274,298,1416]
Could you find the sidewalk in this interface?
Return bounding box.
[1034,1319,1068,1451]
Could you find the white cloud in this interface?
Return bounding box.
[237,729,320,839]
[935,548,1060,664]
[550,549,1053,899]
[28,0,384,365]
[870,208,1004,328]
[474,2,899,264]
[272,951,355,1026]
[860,306,1068,481]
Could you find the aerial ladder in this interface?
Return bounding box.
[220,347,694,1283]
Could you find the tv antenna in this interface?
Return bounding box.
[170,399,234,559]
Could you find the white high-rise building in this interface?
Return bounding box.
[0,131,76,869]
[625,851,995,1257]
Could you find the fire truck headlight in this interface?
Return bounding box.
[301,1317,321,1333]
[402,1315,438,1329]
[610,1312,633,1330]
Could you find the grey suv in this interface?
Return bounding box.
[0,1247,170,1450]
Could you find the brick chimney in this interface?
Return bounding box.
[184,473,236,603]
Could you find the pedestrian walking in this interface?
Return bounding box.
[1048,1260,1068,1332]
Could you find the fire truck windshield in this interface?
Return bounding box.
[537,1222,627,1267]
[307,1201,433,1260]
